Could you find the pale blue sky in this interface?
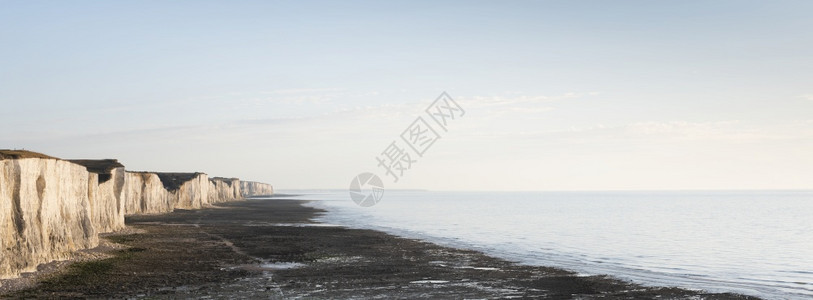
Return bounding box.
[2,1,812,190]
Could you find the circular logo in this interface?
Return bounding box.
[349,173,384,207]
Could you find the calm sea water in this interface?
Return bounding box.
[276,190,812,299]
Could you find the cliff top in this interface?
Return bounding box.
[69,159,125,183]
[155,172,206,192]
[68,159,125,175]
[210,177,239,188]
[0,150,60,160]
[210,177,239,181]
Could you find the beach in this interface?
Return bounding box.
[2,199,757,299]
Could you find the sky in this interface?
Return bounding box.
[1,0,812,191]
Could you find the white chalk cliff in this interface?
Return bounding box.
[208,177,241,204]
[240,181,274,197]
[0,150,273,279]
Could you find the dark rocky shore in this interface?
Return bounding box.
[2,199,759,299]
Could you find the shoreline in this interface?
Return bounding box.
[2,199,758,299]
[0,150,273,280]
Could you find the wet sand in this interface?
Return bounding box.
[2,199,758,299]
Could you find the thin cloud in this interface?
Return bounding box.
[461,92,598,120]
[464,92,599,108]
[262,88,344,95]
[463,120,813,143]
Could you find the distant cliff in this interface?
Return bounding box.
[240,181,274,197]
[0,150,273,279]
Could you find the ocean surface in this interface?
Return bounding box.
[273,190,812,299]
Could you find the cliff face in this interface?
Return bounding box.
[70,160,127,233]
[170,173,209,209]
[240,181,274,197]
[123,172,175,215]
[208,177,241,204]
[1,157,97,279]
[86,167,127,233]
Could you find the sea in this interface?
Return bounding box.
[271,190,813,299]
